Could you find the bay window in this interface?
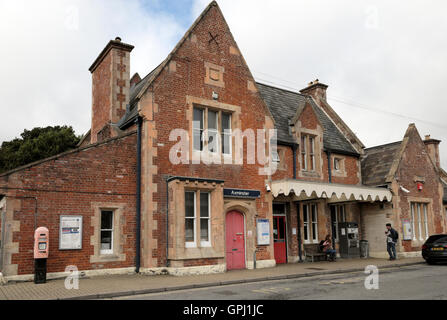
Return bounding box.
[185,191,196,246]
[185,190,212,247]
[200,192,211,246]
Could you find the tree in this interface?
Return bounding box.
[0,126,81,173]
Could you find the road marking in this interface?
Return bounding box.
[252,287,291,294]
[319,277,364,285]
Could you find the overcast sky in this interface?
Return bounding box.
[1,0,447,168]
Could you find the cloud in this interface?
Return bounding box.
[2,0,447,168]
[0,0,186,141]
[192,0,447,167]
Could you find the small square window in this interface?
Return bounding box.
[272,150,280,163]
[334,158,341,171]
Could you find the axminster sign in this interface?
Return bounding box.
[223,188,261,199]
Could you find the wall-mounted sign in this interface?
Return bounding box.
[256,218,270,246]
[59,215,83,250]
[402,219,412,240]
[224,188,261,199]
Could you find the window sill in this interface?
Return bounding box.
[90,253,126,263]
[301,170,320,178]
[185,242,197,248]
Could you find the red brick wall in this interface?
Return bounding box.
[272,145,295,180]
[394,127,444,252]
[147,5,273,267]
[0,133,137,275]
[331,155,361,185]
[91,53,112,144]
[299,104,319,130]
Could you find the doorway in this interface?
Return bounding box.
[273,215,287,264]
[225,211,246,270]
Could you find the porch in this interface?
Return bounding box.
[270,179,393,263]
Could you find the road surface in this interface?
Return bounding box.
[111,263,447,300]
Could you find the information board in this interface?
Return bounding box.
[59,215,83,250]
[402,219,412,240]
[256,218,270,246]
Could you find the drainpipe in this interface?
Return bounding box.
[135,116,142,274]
[166,176,170,267]
[327,150,332,183]
[296,203,303,262]
[326,150,336,251]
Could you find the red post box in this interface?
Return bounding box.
[34,227,49,284]
[34,227,49,259]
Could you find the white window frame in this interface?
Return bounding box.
[193,107,204,152]
[185,191,197,248]
[303,203,318,244]
[423,204,429,240]
[411,203,416,240]
[221,112,232,156]
[200,192,211,247]
[272,149,280,163]
[301,135,307,171]
[100,210,114,255]
[303,204,310,243]
[207,109,219,154]
[417,203,423,241]
[311,204,318,243]
[309,136,315,171]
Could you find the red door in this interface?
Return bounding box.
[226,211,246,270]
[273,216,287,264]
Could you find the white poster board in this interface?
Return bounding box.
[402,219,412,240]
[59,215,83,250]
[257,218,270,246]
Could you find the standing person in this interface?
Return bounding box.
[385,223,399,260]
[322,235,337,262]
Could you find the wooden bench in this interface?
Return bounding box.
[304,243,328,262]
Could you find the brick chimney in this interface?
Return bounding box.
[423,134,441,168]
[299,79,328,103]
[89,37,134,143]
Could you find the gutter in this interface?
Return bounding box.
[135,116,142,273]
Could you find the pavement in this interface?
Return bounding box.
[0,257,424,300]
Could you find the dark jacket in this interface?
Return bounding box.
[387,228,399,243]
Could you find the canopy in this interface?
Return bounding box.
[271,179,392,202]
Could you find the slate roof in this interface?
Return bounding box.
[256,83,359,155]
[361,141,402,186]
[117,62,164,129]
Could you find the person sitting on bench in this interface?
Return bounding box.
[321,235,337,262]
